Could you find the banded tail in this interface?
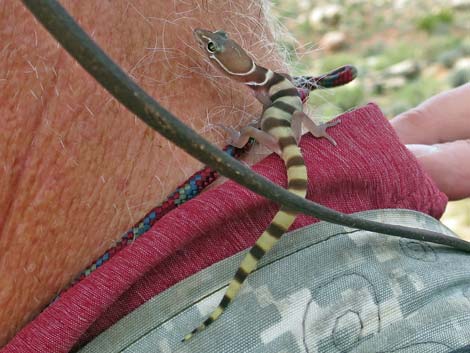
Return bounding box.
[183,148,307,341]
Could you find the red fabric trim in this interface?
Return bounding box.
[1,104,447,353]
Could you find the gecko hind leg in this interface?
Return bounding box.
[292,111,340,146]
[219,125,282,155]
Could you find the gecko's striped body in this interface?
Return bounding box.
[185,29,337,341]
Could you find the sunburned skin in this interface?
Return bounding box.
[0,0,286,345]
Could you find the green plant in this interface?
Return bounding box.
[424,36,462,59]
[450,69,470,88]
[373,42,420,70]
[437,48,462,68]
[417,9,454,33]
[391,77,441,108]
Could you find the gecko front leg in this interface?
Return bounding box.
[221,125,282,156]
[292,111,340,146]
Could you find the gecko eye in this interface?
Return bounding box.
[207,41,216,53]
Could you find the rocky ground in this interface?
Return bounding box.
[271,0,470,239]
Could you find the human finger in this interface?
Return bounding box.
[406,139,470,200]
[391,83,470,145]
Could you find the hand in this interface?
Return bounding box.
[391,84,470,200]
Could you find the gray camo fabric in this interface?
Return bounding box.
[79,209,470,353]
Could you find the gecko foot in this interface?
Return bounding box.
[293,111,340,146]
[211,124,245,148]
[313,119,340,146]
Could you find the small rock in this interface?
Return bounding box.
[298,0,312,11]
[309,4,342,28]
[393,0,411,9]
[454,57,470,70]
[382,76,408,90]
[373,76,407,94]
[451,0,470,10]
[319,31,347,51]
[384,59,420,79]
[365,56,380,68]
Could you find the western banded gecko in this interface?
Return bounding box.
[184,28,340,341]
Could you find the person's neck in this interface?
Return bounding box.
[0,1,287,344]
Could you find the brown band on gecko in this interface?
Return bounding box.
[278,136,297,151]
[288,178,308,191]
[286,155,305,168]
[262,117,291,132]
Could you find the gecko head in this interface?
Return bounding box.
[193,28,255,79]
